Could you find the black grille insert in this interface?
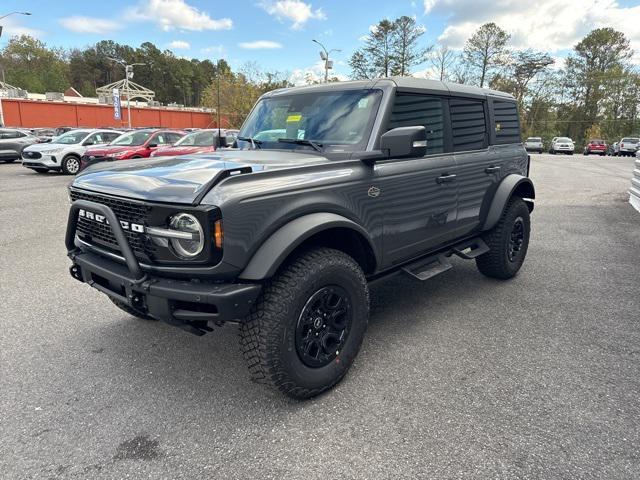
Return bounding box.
[70,189,155,258]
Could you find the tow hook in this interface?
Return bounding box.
[69,264,83,282]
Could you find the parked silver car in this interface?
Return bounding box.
[524,137,544,153]
[618,137,639,156]
[0,128,38,162]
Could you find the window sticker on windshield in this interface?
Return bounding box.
[358,98,369,108]
[286,114,302,123]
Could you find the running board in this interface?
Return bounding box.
[401,237,489,281]
[402,255,452,281]
[450,237,489,259]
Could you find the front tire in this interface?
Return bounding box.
[476,197,531,280]
[240,247,369,399]
[61,155,81,175]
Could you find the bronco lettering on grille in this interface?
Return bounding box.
[78,209,145,233]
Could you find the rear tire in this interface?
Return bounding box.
[110,298,157,321]
[240,247,369,399]
[476,197,530,280]
[61,155,81,175]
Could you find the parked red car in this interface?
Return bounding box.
[80,129,186,171]
[150,129,238,158]
[583,139,607,156]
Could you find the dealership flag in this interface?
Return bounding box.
[113,88,121,120]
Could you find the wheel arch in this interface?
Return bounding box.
[238,212,378,281]
[482,174,535,231]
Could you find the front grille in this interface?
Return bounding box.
[22,151,42,159]
[70,189,155,258]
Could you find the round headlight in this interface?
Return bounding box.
[169,213,204,258]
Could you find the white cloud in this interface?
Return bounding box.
[59,16,122,34]
[201,45,226,55]
[260,0,326,30]
[1,17,43,38]
[426,0,640,58]
[130,0,232,31]
[168,40,190,49]
[238,40,283,49]
[288,60,348,86]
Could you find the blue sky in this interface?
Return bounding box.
[2,0,639,84]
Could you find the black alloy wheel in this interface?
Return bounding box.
[508,217,525,262]
[295,286,353,368]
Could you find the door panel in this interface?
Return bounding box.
[378,154,457,266]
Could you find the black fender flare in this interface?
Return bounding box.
[482,174,535,231]
[238,212,377,281]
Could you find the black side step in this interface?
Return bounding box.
[450,237,489,260]
[402,255,452,281]
[401,237,489,281]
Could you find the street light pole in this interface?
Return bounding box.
[0,11,31,127]
[312,39,341,83]
[107,58,145,128]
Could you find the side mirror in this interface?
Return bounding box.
[379,126,427,159]
[84,140,94,146]
[148,143,158,148]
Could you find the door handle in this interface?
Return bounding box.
[436,173,457,184]
[485,166,501,173]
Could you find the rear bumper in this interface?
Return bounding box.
[66,199,261,335]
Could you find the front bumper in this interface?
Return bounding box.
[22,153,60,170]
[66,199,261,335]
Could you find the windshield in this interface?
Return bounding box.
[53,130,90,144]
[622,137,639,143]
[176,130,216,146]
[239,89,383,152]
[111,131,152,146]
[557,137,572,142]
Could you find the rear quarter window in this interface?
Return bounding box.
[491,100,521,145]
[450,98,487,152]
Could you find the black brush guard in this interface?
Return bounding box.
[66,199,261,335]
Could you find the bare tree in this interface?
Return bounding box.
[430,44,456,81]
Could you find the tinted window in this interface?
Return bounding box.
[0,130,18,139]
[388,94,444,155]
[492,100,520,145]
[450,98,487,152]
[168,133,183,144]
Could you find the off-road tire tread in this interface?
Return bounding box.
[476,197,530,280]
[239,247,369,399]
[110,298,157,321]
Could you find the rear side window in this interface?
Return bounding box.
[492,100,521,145]
[388,94,444,155]
[450,98,487,152]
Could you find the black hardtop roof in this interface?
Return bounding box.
[262,77,515,101]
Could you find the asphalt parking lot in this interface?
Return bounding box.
[1,153,639,479]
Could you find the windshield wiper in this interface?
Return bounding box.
[237,136,262,149]
[277,138,323,152]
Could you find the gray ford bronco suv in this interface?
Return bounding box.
[66,78,534,399]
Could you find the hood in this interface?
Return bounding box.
[152,145,215,157]
[24,142,79,152]
[85,145,139,156]
[72,149,330,204]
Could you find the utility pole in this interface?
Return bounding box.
[216,59,221,146]
[107,58,145,128]
[0,11,31,127]
[312,39,341,83]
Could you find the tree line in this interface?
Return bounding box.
[350,17,640,145]
[1,22,639,143]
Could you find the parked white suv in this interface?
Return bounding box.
[21,129,122,175]
[618,137,639,157]
[549,137,575,155]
